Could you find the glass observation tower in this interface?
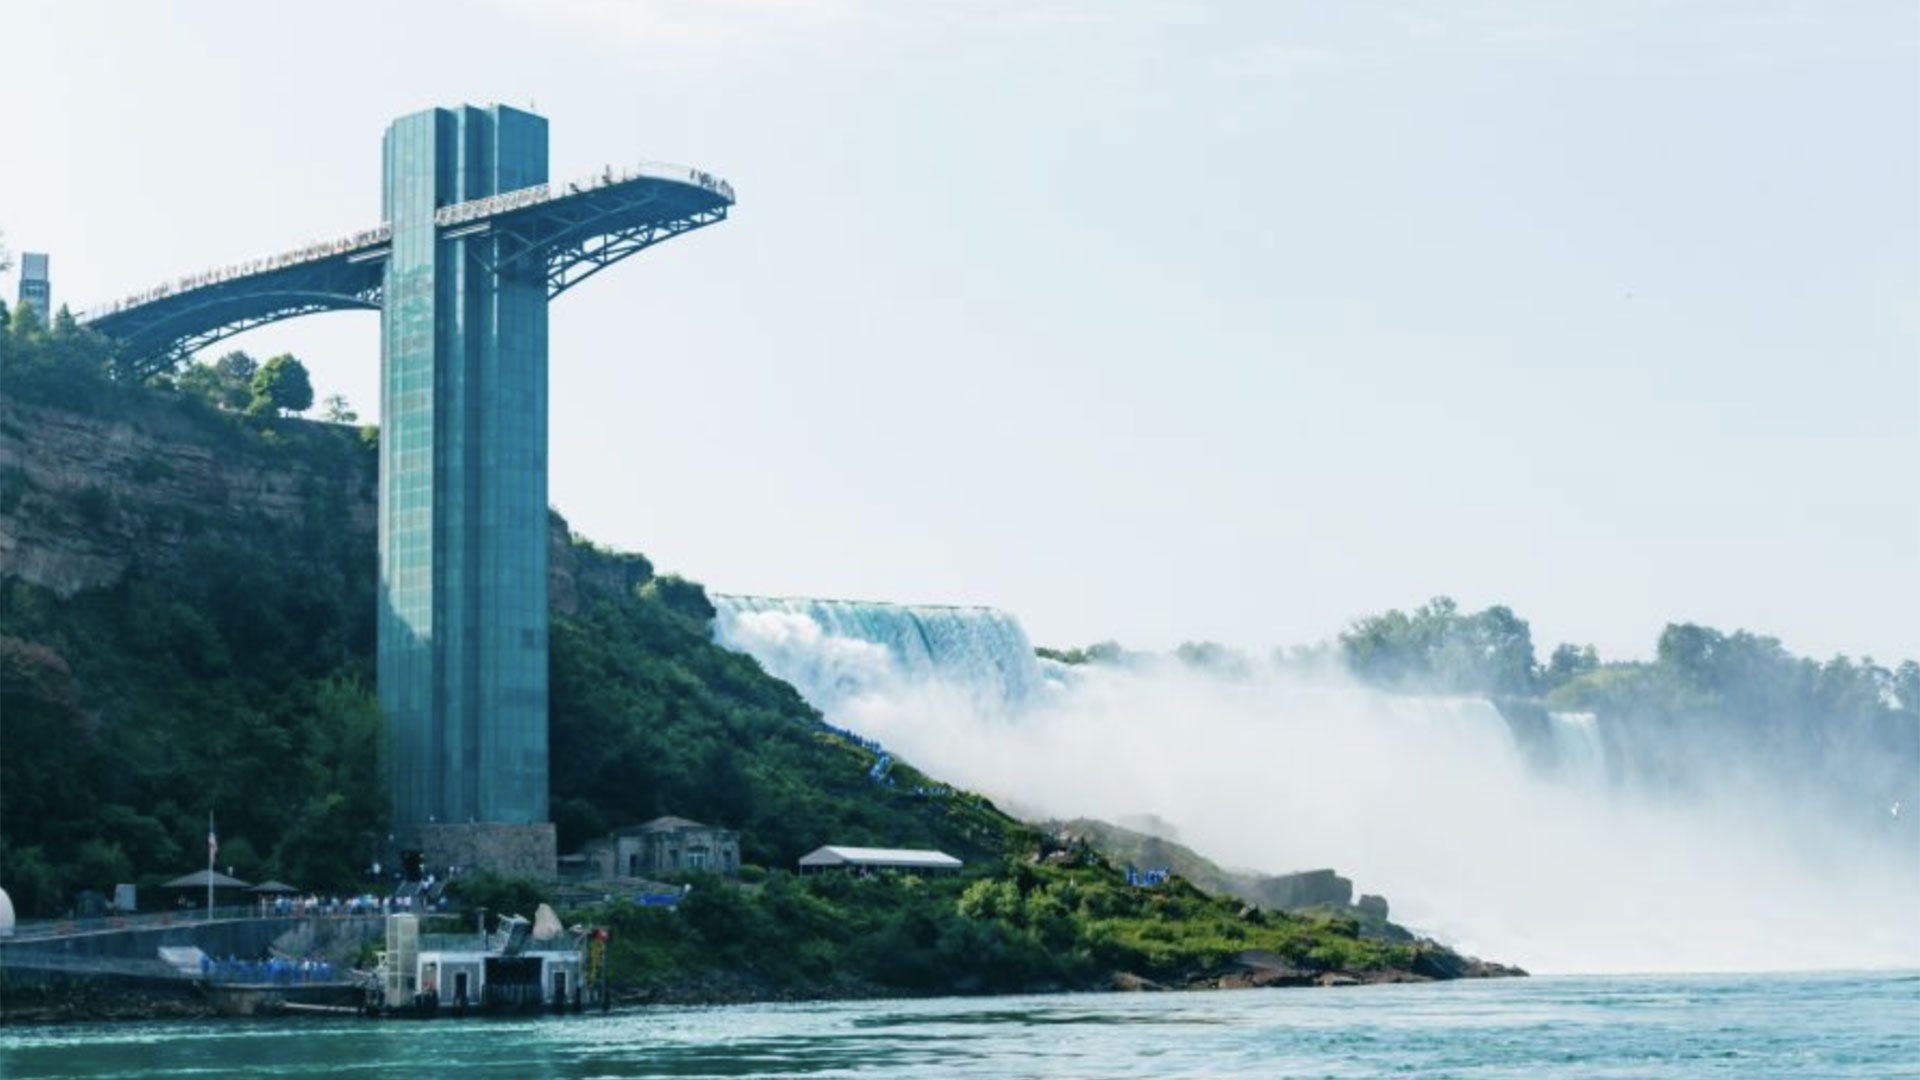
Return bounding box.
[83,104,734,876]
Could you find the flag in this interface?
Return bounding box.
[208,817,218,866]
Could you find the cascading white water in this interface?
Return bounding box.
[710,595,1920,975]
[1545,711,1608,786]
[713,595,1051,712]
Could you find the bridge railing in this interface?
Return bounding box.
[2,948,374,987]
[78,224,393,323]
[0,951,195,981]
[6,906,254,939]
[76,158,730,326]
[436,160,734,228]
[3,905,389,942]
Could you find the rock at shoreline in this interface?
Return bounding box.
[1191,950,1317,990]
[1409,947,1528,980]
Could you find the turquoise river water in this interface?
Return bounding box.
[3,972,1915,1079]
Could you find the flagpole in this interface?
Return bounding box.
[207,811,215,920]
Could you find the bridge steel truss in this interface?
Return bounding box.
[83,171,732,379]
[94,258,386,379]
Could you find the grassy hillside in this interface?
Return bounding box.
[583,854,1465,1001]
[545,549,1019,865]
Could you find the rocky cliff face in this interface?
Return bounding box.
[0,395,377,595]
[1045,817,1373,915]
[1,392,642,610]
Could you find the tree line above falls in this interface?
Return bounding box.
[1043,595,1920,819]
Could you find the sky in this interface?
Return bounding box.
[4,0,1915,664]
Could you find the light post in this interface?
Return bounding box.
[206,812,217,921]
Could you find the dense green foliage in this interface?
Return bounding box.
[1334,595,1918,802]
[1,324,387,915]
[549,546,1025,864]
[1563,621,1920,724]
[1034,642,1122,666]
[173,351,260,412]
[0,302,128,411]
[572,857,1419,998]
[1339,596,1542,697]
[1546,622,1919,793]
[247,354,314,417]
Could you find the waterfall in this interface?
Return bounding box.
[712,594,1049,717]
[1545,711,1608,785]
[706,593,1920,974]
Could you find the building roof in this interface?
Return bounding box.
[797,846,963,870]
[616,815,716,835]
[161,869,252,889]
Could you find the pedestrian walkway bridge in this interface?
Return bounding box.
[0,910,385,994]
[80,161,734,378]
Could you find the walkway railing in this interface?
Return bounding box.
[1,948,372,988]
[0,952,193,981]
[76,230,392,322]
[4,906,383,943]
[77,159,732,324]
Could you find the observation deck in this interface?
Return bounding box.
[81,161,734,377]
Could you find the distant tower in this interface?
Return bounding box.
[379,105,554,875]
[17,253,50,319]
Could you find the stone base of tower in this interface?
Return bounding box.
[405,822,557,881]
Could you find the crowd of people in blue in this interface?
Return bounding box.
[201,953,339,985]
[819,722,951,798]
[189,886,447,987]
[1126,866,1173,887]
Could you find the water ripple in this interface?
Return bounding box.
[3,972,1916,1080]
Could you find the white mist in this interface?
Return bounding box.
[714,598,1920,975]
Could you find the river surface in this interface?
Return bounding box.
[3,972,1915,1079]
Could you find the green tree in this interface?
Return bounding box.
[1543,643,1599,689]
[321,393,358,424]
[8,295,45,343]
[178,350,259,411]
[249,354,314,416]
[1340,597,1539,696]
[445,871,545,920]
[641,574,717,621]
[2,301,122,407]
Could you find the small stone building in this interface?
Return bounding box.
[582,816,741,879]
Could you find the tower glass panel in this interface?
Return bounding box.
[379,105,550,833]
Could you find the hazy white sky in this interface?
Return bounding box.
[4,1,1915,663]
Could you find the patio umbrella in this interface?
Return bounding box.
[247,880,298,894]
